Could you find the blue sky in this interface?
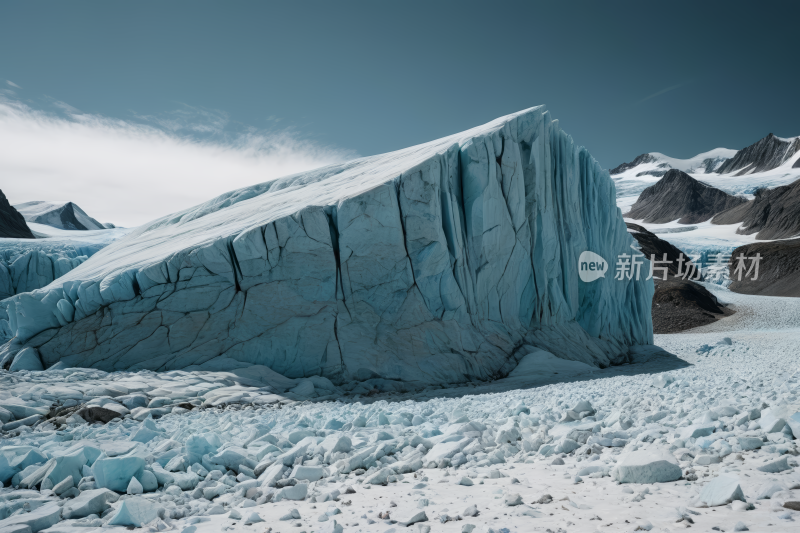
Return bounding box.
[1,1,799,225]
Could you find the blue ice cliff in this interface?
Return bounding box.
[0,107,653,384]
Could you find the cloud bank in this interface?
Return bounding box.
[0,97,355,227]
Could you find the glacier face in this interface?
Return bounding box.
[2,107,653,384]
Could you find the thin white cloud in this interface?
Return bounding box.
[0,97,355,227]
[6,81,21,89]
[636,81,691,105]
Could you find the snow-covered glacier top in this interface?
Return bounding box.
[52,107,548,288]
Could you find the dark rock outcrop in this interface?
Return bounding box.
[713,177,800,240]
[0,190,35,239]
[651,279,728,334]
[625,169,747,224]
[626,223,728,332]
[78,406,122,424]
[716,133,800,175]
[727,238,800,297]
[610,153,657,175]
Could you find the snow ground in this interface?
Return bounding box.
[1,285,799,533]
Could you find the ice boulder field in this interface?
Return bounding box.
[1,107,800,533]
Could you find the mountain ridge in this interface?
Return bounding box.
[0,190,35,239]
[14,201,107,231]
[625,169,747,224]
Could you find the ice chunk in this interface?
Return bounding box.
[760,406,787,433]
[400,511,428,526]
[504,348,596,385]
[245,511,265,524]
[0,400,48,420]
[258,462,287,487]
[363,467,393,485]
[318,519,343,533]
[130,426,160,444]
[3,415,43,431]
[0,501,61,532]
[42,449,85,488]
[185,434,220,465]
[9,347,43,372]
[694,454,722,466]
[0,446,47,484]
[757,482,785,500]
[680,424,715,440]
[107,496,162,527]
[93,456,145,492]
[208,446,255,472]
[289,380,315,397]
[280,509,301,520]
[127,475,143,495]
[785,412,800,439]
[426,438,470,463]
[736,437,763,451]
[652,375,674,388]
[61,488,119,519]
[614,449,682,484]
[290,465,325,482]
[698,474,745,507]
[52,475,74,496]
[757,457,791,473]
[564,400,596,421]
[274,483,308,501]
[505,493,523,506]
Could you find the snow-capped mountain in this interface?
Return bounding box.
[716,133,800,175]
[713,176,800,240]
[615,132,800,293]
[14,201,108,231]
[612,133,800,206]
[625,170,746,224]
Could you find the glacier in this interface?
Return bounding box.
[1,106,653,384]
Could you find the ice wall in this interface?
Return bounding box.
[1,107,653,384]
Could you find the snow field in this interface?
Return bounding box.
[0,286,799,532]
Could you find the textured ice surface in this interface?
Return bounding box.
[0,225,130,300]
[2,107,653,382]
[0,284,798,532]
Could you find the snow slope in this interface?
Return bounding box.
[2,106,653,382]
